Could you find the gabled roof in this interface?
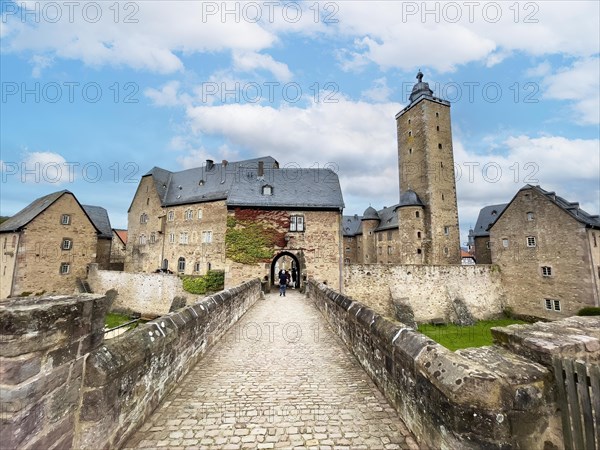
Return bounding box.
[140,156,344,210]
[113,229,128,245]
[472,203,508,237]
[0,190,103,236]
[83,205,112,239]
[0,190,68,232]
[227,168,344,209]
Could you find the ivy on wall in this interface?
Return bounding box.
[181,270,225,295]
[225,212,287,264]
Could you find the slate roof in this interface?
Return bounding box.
[343,204,401,236]
[0,190,104,236]
[362,206,379,220]
[0,190,68,232]
[374,205,400,232]
[472,203,508,237]
[342,215,362,236]
[83,205,112,239]
[141,156,344,210]
[399,190,424,207]
[227,168,344,209]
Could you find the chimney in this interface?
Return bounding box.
[222,159,228,168]
[258,161,264,177]
[206,159,214,171]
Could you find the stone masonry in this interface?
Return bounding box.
[123,289,421,450]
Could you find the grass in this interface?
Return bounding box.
[105,312,137,329]
[418,318,526,351]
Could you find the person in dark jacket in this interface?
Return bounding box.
[279,269,289,296]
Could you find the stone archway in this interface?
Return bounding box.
[270,251,301,290]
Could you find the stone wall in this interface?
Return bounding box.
[0,293,110,449]
[87,264,193,317]
[0,279,261,450]
[308,280,565,449]
[77,279,261,449]
[343,264,504,321]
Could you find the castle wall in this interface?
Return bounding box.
[343,264,504,322]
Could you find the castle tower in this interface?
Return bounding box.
[396,72,460,264]
[361,206,379,264]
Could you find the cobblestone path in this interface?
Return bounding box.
[124,290,422,450]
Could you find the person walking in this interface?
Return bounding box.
[279,269,288,297]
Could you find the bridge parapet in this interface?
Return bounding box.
[0,279,261,450]
[308,279,577,449]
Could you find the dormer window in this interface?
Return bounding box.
[262,185,273,196]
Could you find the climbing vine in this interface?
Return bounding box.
[225,211,287,264]
[181,270,225,295]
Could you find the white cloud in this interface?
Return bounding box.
[361,77,393,102]
[541,57,600,125]
[176,144,240,169]
[1,151,73,185]
[145,81,189,107]
[232,51,292,82]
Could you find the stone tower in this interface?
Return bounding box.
[361,206,379,263]
[396,72,461,264]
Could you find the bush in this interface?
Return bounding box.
[182,270,225,295]
[578,307,600,316]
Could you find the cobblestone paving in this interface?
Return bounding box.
[124,290,423,450]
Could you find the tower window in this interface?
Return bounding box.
[444,247,448,255]
[527,212,534,221]
[62,238,72,250]
[444,226,449,235]
[541,266,552,277]
[417,249,422,254]
[440,162,443,168]
[415,211,420,218]
[417,231,421,238]
[502,238,509,248]
[436,112,439,118]
[60,263,70,274]
[61,214,71,225]
[140,213,148,224]
[436,126,440,131]
[438,143,442,149]
[408,131,412,137]
[442,194,445,201]
[527,236,537,247]
[409,148,412,154]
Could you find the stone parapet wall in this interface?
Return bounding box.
[0,279,261,450]
[0,294,110,449]
[87,263,192,317]
[343,264,504,321]
[308,279,562,449]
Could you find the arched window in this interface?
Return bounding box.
[178,257,186,272]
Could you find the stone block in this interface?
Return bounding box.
[0,401,45,449]
[0,354,41,385]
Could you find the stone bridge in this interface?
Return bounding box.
[1,280,598,449]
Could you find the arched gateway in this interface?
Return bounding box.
[270,251,301,290]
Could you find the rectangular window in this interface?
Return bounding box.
[150,232,156,244]
[541,266,552,277]
[62,239,72,250]
[553,300,561,311]
[61,214,71,225]
[179,232,189,244]
[194,262,201,272]
[378,233,383,242]
[139,235,146,245]
[502,238,509,248]
[185,210,193,220]
[378,247,382,255]
[169,232,175,244]
[486,241,491,249]
[526,236,537,247]
[198,209,203,220]
[290,216,304,232]
[527,212,534,221]
[387,231,393,240]
[202,231,212,243]
[387,246,392,255]
[345,247,351,253]
[167,211,174,222]
[545,299,552,310]
[444,226,450,235]
[60,263,70,274]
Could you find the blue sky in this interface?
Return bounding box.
[1,1,599,246]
